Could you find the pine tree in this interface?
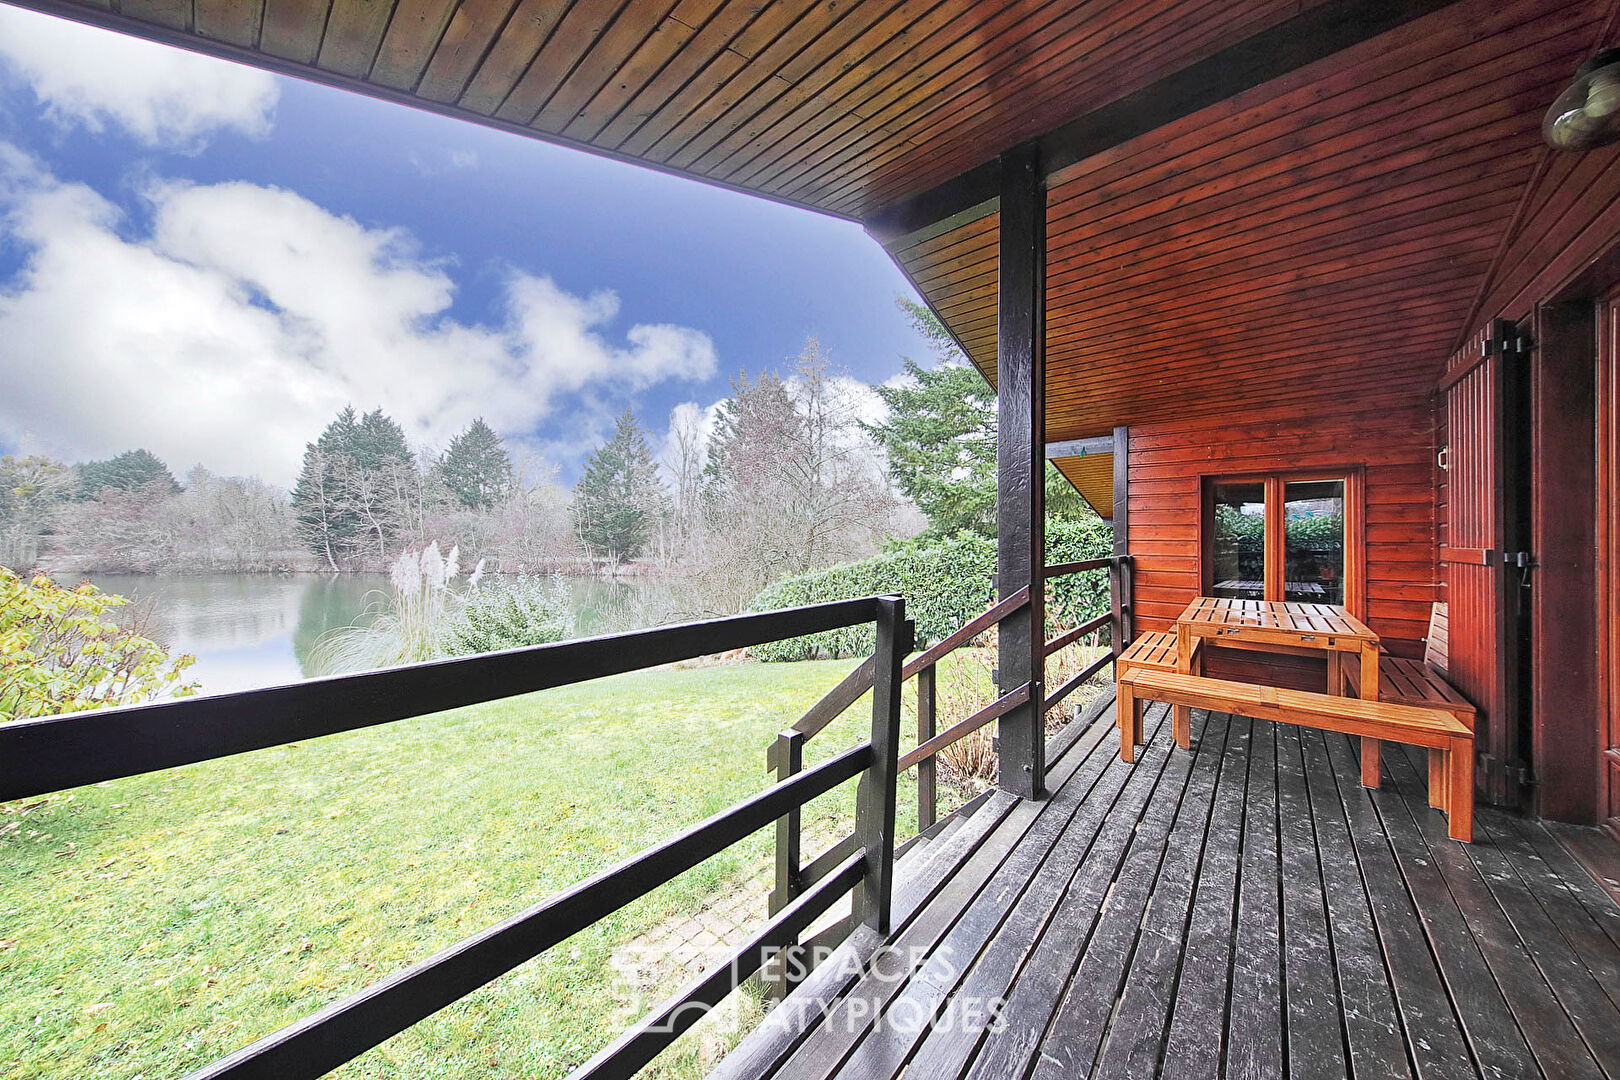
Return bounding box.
[291,406,418,568]
[438,418,514,510]
[573,409,665,563]
[870,299,1099,537]
[77,449,181,500]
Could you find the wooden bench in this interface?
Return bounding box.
[1117,668,1474,841]
[1343,603,1476,811]
[1116,631,1201,749]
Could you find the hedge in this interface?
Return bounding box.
[749,516,1114,662]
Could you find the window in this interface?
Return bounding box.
[1203,471,1363,611]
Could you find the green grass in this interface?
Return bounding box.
[0,658,984,1080]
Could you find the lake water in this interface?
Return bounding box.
[86,573,670,697]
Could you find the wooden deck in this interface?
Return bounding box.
[713,695,1620,1080]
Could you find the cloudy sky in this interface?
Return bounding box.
[0,6,934,487]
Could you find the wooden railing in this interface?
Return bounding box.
[0,596,910,1080]
[765,554,1134,976]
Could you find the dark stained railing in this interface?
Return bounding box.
[764,554,1134,986]
[0,595,910,1080]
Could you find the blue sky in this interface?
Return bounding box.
[0,6,934,486]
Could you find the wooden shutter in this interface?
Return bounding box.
[1439,320,1527,808]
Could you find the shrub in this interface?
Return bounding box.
[445,574,574,655]
[0,568,197,720]
[749,517,1115,662]
[748,532,994,661]
[311,543,479,674]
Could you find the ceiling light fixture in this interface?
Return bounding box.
[1544,48,1620,151]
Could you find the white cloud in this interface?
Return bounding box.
[0,7,278,149]
[0,150,718,484]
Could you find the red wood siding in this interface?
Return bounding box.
[1127,398,1438,658]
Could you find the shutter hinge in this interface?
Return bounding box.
[1487,319,1535,357]
[1504,550,1536,570]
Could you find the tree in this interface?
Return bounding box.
[77,449,180,500]
[0,568,197,720]
[870,298,1101,537]
[693,340,897,605]
[573,409,665,563]
[0,455,75,571]
[438,418,514,510]
[291,406,420,568]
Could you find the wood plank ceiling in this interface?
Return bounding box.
[8,0,1605,443]
[892,0,1609,441]
[17,0,1325,222]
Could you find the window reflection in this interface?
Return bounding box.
[1211,482,1266,600]
[1284,480,1345,605]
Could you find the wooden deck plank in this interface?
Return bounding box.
[1227,716,1285,1079]
[1157,714,1254,1080]
[1001,709,1229,1080]
[1386,747,1620,1079]
[769,708,1162,1078]
[828,707,1180,1078]
[1520,820,1620,955]
[1368,744,1579,1080]
[1275,725,1350,1080]
[1298,728,1413,1080]
[1087,711,1239,1079]
[1318,733,1506,1080]
[711,708,1620,1080]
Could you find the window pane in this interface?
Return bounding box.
[1211,482,1266,599]
[1284,480,1345,605]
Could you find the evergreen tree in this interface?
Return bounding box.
[77,449,181,500]
[438,418,514,510]
[573,409,665,563]
[291,406,418,568]
[870,299,1099,537]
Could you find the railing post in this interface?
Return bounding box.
[854,595,906,935]
[917,663,937,831]
[767,728,805,998]
[1109,559,1125,662]
[769,729,805,916]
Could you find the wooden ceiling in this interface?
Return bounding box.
[892,0,1609,441]
[16,0,1331,221]
[11,0,1605,445]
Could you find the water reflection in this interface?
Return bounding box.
[82,573,678,696]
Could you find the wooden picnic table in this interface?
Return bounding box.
[1174,596,1381,702]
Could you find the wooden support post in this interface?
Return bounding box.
[1111,425,1131,653]
[854,596,905,934]
[996,142,1047,801]
[917,663,937,831]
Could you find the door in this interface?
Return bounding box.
[1532,300,1599,825]
[1601,295,1620,832]
[1441,319,1530,809]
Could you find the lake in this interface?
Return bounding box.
[86,573,675,697]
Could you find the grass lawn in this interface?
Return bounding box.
[0,656,994,1080]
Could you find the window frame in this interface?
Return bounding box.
[1199,467,1367,617]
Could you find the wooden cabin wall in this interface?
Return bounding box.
[1127,395,1439,667]
[1473,142,1620,326]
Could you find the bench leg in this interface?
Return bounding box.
[1173,705,1191,749]
[1117,681,1137,763]
[1446,740,1473,842]
[1360,737,1381,788]
[1428,749,1448,810]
